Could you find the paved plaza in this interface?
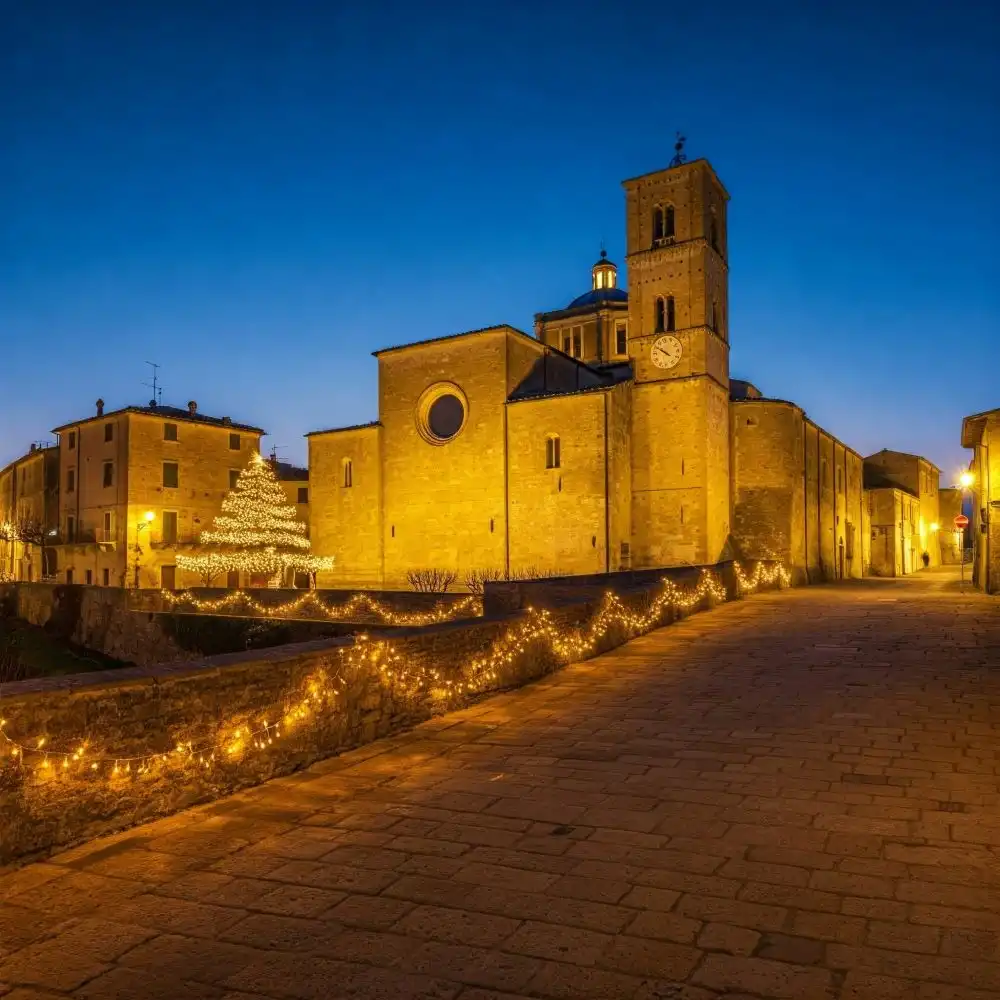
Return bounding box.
[1,569,998,1000]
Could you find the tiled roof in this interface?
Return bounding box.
[305,421,381,438]
[863,468,919,498]
[52,404,264,435]
[273,461,308,481]
[372,324,534,357]
[507,382,621,404]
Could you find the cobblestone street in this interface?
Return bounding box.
[2,569,998,1000]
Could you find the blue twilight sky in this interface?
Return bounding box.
[2,0,997,480]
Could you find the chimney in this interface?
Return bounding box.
[29,443,36,453]
[96,398,104,417]
[222,416,232,426]
[187,400,197,415]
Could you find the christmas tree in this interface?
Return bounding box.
[177,453,332,586]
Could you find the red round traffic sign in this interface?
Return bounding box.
[954,514,969,529]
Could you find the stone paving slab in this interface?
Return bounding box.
[1,568,999,999]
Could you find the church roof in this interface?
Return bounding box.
[373,324,533,357]
[566,287,630,309]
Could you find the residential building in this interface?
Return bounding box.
[51,399,263,589]
[0,444,59,581]
[961,408,1000,594]
[864,450,941,568]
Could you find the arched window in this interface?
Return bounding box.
[710,300,718,331]
[546,435,561,470]
[655,297,665,333]
[666,296,675,331]
[342,458,353,488]
[652,206,664,242]
[664,205,675,238]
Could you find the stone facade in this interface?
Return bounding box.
[864,449,942,567]
[961,407,1000,593]
[730,401,869,583]
[0,445,58,582]
[867,486,921,576]
[52,401,262,590]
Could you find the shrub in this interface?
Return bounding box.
[407,568,457,593]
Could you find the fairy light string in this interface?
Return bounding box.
[159,589,483,626]
[0,562,788,786]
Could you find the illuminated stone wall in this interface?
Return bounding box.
[308,424,383,589]
[938,487,963,564]
[732,401,867,583]
[0,446,57,583]
[0,562,785,863]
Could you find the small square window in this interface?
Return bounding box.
[104,422,114,442]
[229,469,240,490]
[103,461,113,487]
[163,462,179,489]
[297,487,309,504]
[229,433,241,450]
[164,422,178,441]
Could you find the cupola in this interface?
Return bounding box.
[591,249,617,291]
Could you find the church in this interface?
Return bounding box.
[308,154,868,589]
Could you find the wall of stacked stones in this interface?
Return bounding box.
[0,561,783,864]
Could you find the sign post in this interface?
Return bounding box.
[955,514,969,588]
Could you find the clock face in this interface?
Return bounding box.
[651,335,682,369]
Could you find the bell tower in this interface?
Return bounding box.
[625,145,732,567]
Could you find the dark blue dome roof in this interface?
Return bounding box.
[567,286,629,308]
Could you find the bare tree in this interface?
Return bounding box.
[0,514,47,580]
[407,568,457,593]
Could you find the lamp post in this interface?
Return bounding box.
[133,511,155,589]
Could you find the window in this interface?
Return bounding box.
[102,568,110,587]
[160,565,176,590]
[562,333,571,353]
[162,511,178,544]
[666,296,675,331]
[571,326,582,358]
[85,569,93,585]
[710,215,719,251]
[665,205,675,238]
[67,516,75,541]
[163,462,179,489]
[164,422,178,442]
[546,435,561,470]
[67,468,75,493]
[710,300,718,331]
[68,432,76,449]
[229,469,240,490]
[104,422,114,442]
[229,433,241,451]
[342,459,353,488]
[652,206,664,241]
[102,461,113,488]
[615,324,627,355]
[103,511,112,540]
[66,569,74,585]
[836,468,842,493]
[655,298,665,333]
[297,487,309,504]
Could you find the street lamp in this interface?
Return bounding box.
[133,510,155,589]
[957,472,975,589]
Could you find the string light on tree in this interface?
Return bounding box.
[177,453,333,585]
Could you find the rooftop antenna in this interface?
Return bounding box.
[669,132,687,168]
[142,362,163,407]
[269,444,287,466]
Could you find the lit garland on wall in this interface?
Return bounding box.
[0,563,789,787]
[159,589,483,626]
[176,454,333,581]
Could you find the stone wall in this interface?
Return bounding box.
[0,561,786,864]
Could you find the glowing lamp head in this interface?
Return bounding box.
[143,510,155,522]
[931,522,939,532]
[960,471,974,489]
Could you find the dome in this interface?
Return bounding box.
[566,248,628,308]
[567,287,629,308]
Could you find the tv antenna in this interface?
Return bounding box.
[268,444,287,466]
[669,132,687,168]
[142,362,163,406]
